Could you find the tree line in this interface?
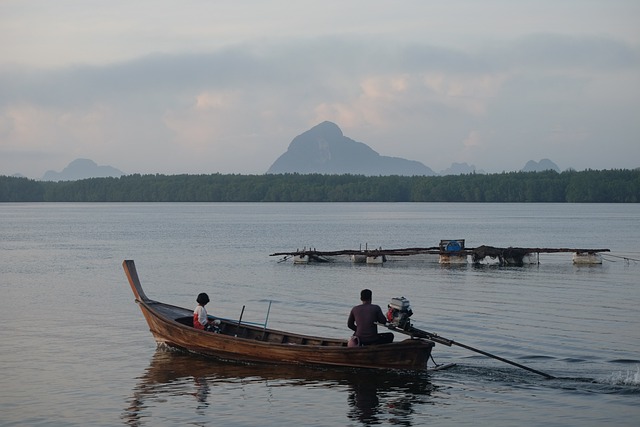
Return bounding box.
[1,169,638,203]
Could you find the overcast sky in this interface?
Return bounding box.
[1,1,639,178]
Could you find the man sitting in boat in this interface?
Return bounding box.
[347,289,394,346]
[193,293,220,332]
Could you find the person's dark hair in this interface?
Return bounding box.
[196,293,210,305]
[360,289,372,302]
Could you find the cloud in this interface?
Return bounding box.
[463,130,483,149]
[1,34,639,177]
[2,34,636,107]
[500,33,640,70]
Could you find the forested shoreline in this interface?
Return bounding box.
[1,169,638,203]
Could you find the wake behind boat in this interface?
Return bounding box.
[123,260,434,370]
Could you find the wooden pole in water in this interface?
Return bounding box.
[235,305,245,337]
[263,301,272,329]
[260,301,272,341]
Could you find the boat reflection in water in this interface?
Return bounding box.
[123,348,436,426]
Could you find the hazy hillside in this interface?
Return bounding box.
[267,122,436,176]
[521,159,560,172]
[42,159,124,181]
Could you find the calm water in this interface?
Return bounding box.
[1,203,639,426]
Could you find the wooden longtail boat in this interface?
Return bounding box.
[123,260,434,370]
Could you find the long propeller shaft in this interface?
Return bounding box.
[385,323,556,379]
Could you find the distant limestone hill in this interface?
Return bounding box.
[267,121,436,176]
[521,159,560,172]
[440,162,484,175]
[42,158,124,181]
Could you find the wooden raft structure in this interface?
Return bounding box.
[270,240,610,266]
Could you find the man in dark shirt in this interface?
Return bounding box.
[347,289,394,345]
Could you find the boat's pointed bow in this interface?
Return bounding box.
[123,260,150,302]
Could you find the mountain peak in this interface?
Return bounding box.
[305,121,344,138]
[267,122,435,176]
[521,159,560,172]
[42,158,124,181]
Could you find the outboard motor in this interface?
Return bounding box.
[387,296,413,330]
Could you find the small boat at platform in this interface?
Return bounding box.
[572,251,603,264]
[123,260,434,370]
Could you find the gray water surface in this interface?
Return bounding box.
[1,203,638,426]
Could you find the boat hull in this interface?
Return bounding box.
[572,252,603,264]
[438,254,468,264]
[124,260,433,370]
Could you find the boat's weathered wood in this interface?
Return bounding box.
[123,259,151,303]
[123,260,434,370]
